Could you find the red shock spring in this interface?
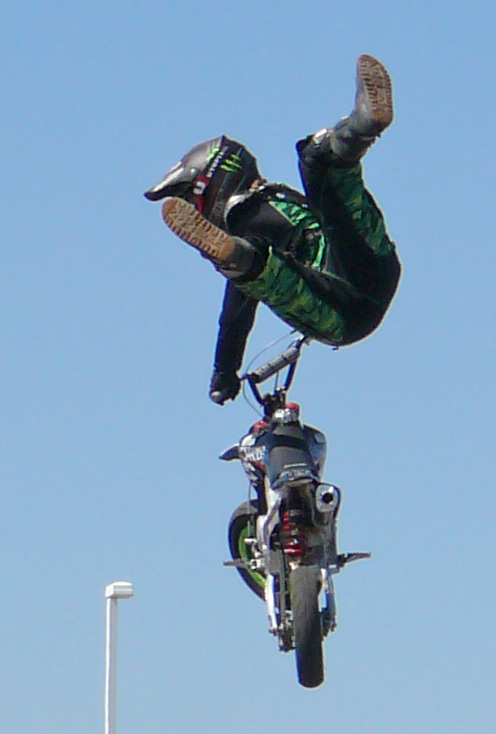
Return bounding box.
[281,510,308,558]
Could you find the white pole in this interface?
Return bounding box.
[104,581,134,734]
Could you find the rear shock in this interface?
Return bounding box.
[281,506,308,558]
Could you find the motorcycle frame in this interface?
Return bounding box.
[224,335,370,656]
[242,338,340,648]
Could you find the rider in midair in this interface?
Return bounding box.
[145,54,401,404]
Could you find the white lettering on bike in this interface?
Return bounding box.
[239,445,266,464]
[193,180,207,195]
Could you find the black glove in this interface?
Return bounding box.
[209,370,241,405]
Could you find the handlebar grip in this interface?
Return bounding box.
[245,344,301,384]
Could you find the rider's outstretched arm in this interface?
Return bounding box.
[209,281,258,404]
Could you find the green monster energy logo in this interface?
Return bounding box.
[220,152,243,172]
[204,146,243,179]
[205,146,221,164]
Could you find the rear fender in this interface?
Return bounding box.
[266,422,317,487]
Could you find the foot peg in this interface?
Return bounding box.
[338,552,371,568]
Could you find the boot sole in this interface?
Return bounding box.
[357,54,393,127]
[161,198,235,262]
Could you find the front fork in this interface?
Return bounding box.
[321,565,338,635]
[265,554,339,649]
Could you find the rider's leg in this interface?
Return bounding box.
[296,54,400,305]
[161,197,259,277]
[296,157,401,304]
[303,54,394,165]
[161,196,347,345]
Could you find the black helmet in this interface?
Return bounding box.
[144,135,261,226]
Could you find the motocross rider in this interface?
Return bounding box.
[145,54,401,404]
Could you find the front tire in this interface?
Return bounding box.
[290,564,324,688]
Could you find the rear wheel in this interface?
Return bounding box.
[290,564,324,688]
[228,501,265,600]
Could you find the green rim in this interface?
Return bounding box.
[237,524,266,594]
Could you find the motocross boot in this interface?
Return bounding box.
[304,54,393,164]
[161,197,257,278]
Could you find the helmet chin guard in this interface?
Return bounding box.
[144,135,261,226]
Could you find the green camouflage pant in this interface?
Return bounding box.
[236,159,400,346]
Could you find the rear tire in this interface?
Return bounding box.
[228,501,265,600]
[290,564,324,688]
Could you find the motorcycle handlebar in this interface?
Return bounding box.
[242,339,306,385]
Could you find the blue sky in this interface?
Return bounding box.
[1,1,495,732]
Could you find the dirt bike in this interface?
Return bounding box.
[221,336,370,688]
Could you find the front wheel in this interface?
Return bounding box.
[290,564,324,688]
